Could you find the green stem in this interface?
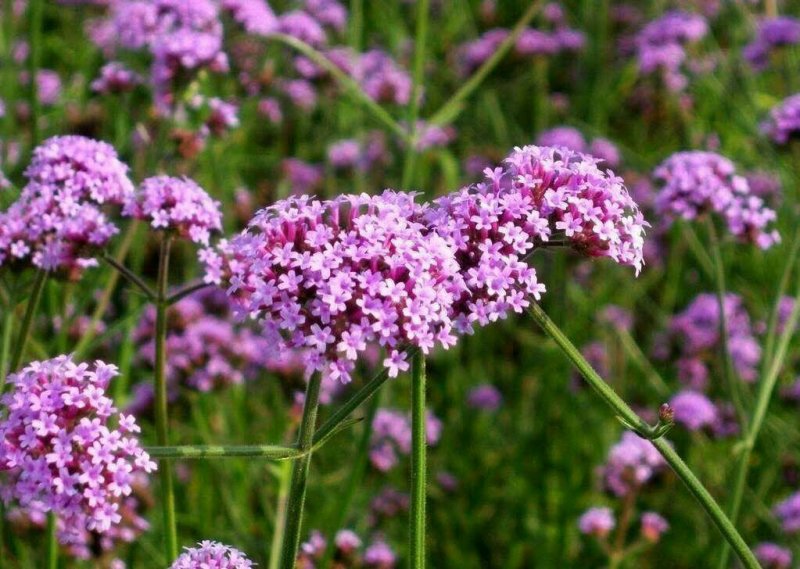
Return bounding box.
[154,235,178,562]
[0,285,15,381]
[706,219,747,429]
[429,0,546,126]
[279,374,323,569]
[268,462,292,569]
[716,275,800,569]
[400,0,430,189]
[101,251,157,301]
[9,269,47,373]
[528,303,760,569]
[27,0,44,147]
[147,445,302,460]
[166,281,211,306]
[681,222,714,279]
[267,33,407,141]
[409,352,427,568]
[46,512,57,569]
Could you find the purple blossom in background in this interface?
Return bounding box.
[297,529,395,569]
[774,491,800,533]
[640,512,669,542]
[763,93,800,145]
[0,135,134,277]
[123,175,222,245]
[745,170,782,202]
[279,10,327,47]
[91,62,142,94]
[754,542,793,569]
[467,384,503,411]
[170,541,254,568]
[363,540,397,567]
[369,487,409,525]
[203,191,465,384]
[670,389,718,431]
[0,356,156,557]
[409,121,456,151]
[20,69,62,105]
[328,139,362,169]
[602,432,665,496]
[456,29,509,76]
[744,17,800,71]
[535,127,621,167]
[280,158,323,194]
[221,0,278,36]
[653,151,780,249]
[578,507,615,537]
[203,97,240,136]
[279,78,318,110]
[426,145,646,333]
[635,11,708,91]
[357,50,412,105]
[667,293,761,385]
[370,408,442,471]
[600,305,633,331]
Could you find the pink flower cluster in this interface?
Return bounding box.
[369,408,442,472]
[426,145,645,331]
[170,540,254,568]
[203,191,465,384]
[123,175,222,245]
[653,151,780,249]
[0,356,156,553]
[601,432,665,497]
[297,529,396,569]
[0,135,134,277]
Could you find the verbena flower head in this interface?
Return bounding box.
[774,492,800,533]
[0,135,134,277]
[653,151,780,249]
[754,543,793,569]
[370,408,442,472]
[123,176,222,245]
[635,11,708,91]
[170,541,254,568]
[204,191,464,384]
[578,507,615,537]
[744,17,800,71]
[425,145,645,332]
[669,389,718,431]
[602,432,665,497]
[763,93,800,145]
[0,356,156,550]
[667,293,761,385]
[640,512,669,542]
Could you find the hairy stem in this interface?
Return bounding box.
[268,461,292,569]
[154,235,178,561]
[279,374,323,569]
[46,512,57,569]
[409,352,427,568]
[528,303,760,569]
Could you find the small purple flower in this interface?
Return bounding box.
[328,139,362,169]
[0,356,156,553]
[363,540,397,568]
[653,151,780,249]
[635,11,708,91]
[370,408,442,471]
[754,542,793,569]
[467,384,503,411]
[578,507,615,537]
[774,491,800,533]
[640,511,669,542]
[763,93,800,145]
[123,175,222,245]
[602,432,665,496]
[91,62,142,94]
[744,17,800,71]
[670,390,718,431]
[356,50,412,105]
[170,541,254,568]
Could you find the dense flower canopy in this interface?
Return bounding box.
[0,356,155,554]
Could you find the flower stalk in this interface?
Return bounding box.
[409,352,427,568]
[46,512,57,569]
[527,302,760,569]
[279,373,323,569]
[9,268,47,373]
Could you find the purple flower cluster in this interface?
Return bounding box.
[297,529,396,569]
[170,541,254,568]
[0,135,134,278]
[669,389,718,431]
[601,432,665,497]
[91,62,142,94]
[666,293,761,387]
[635,11,708,91]
[535,126,621,166]
[763,93,800,145]
[369,408,442,472]
[578,507,615,537]
[744,17,800,71]
[123,175,222,245]
[426,145,645,331]
[0,356,156,553]
[774,491,800,533]
[754,543,793,569]
[203,191,464,383]
[653,151,780,249]
[640,512,669,542]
